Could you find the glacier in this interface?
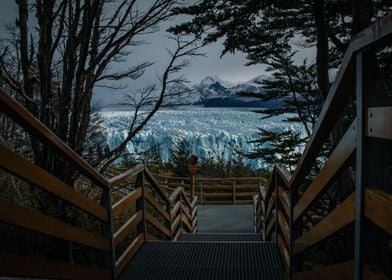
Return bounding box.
[100,106,306,169]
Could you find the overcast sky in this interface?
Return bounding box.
[0,0,314,93]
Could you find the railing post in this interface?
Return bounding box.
[136,171,146,241]
[101,185,117,279]
[354,50,392,278]
[289,182,301,278]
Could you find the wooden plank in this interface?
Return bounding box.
[289,15,392,190]
[173,228,182,241]
[277,233,290,273]
[275,164,292,187]
[116,233,144,274]
[145,192,170,221]
[146,232,159,241]
[144,168,171,204]
[190,196,198,208]
[0,89,109,189]
[171,214,181,232]
[233,192,257,197]
[293,193,355,255]
[114,211,143,247]
[364,188,392,235]
[181,205,192,222]
[108,164,144,186]
[201,200,233,205]
[0,198,111,251]
[266,194,276,220]
[169,187,181,202]
[293,260,354,280]
[192,216,198,232]
[181,188,193,209]
[112,188,142,217]
[201,192,234,198]
[278,186,290,216]
[0,253,111,280]
[0,144,108,222]
[191,206,197,219]
[366,107,392,140]
[266,213,275,238]
[181,216,193,232]
[293,120,356,222]
[195,177,266,182]
[171,201,181,217]
[146,212,170,238]
[278,210,290,246]
[201,185,258,189]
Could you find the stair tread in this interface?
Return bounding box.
[119,240,284,280]
[180,233,263,242]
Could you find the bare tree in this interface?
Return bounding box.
[0,0,198,182]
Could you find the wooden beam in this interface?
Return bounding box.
[278,186,290,216]
[275,164,292,187]
[173,228,182,241]
[366,107,392,140]
[144,168,171,205]
[181,216,193,232]
[0,253,111,280]
[278,210,290,247]
[293,121,356,222]
[145,192,170,221]
[293,193,355,255]
[0,144,108,222]
[181,205,192,222]
[145,212,170,238]
[171,201,181,218]
[288,14,392,190]
[115,233,144,274]
[266,194,276,221]
[108,165,144,186]
[171,214,181,232]
[277,233,290,273]
[146,232,159,241]
[266,212,276,239]
[112,188,142,217]
[364,188,392,235]
[293,260,354,280]
[113,211,143,247]
[0,198,111,252]
[0,89,109,189]
[169,187,181,203]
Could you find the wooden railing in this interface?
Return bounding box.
[109,166,197,275]
[254,14,392,279]
[154,173,266,205]
[0,91,197,279]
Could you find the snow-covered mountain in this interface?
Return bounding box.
[93,75,272,107]
[164,75,270,106]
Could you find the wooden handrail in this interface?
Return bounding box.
[0,90,109,189]
[109,164,144,186]
[288,14,392,190]
[0,143,108,222]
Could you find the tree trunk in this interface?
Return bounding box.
[313,0,330,100]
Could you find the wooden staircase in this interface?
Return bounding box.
[0,14,391,280]
[119,234,284,280]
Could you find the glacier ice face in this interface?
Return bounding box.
[100,106,306,168]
